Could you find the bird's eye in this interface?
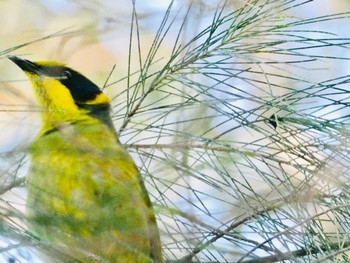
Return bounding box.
[61,70,72,79]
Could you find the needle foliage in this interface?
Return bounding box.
[1,0,350,262]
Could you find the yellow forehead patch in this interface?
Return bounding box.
[35,60,67,67]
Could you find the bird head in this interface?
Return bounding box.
[9,56,113,130]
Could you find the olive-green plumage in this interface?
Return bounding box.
[9,56,162,262]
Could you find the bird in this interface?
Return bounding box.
[9,56,163,263]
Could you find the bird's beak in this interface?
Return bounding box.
[8,56,41,74]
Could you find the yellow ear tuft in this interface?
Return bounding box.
[85,93,111,105]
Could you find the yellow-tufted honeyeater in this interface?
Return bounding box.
[9,56,163,263]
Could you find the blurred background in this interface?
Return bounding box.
[1,0,350,262]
